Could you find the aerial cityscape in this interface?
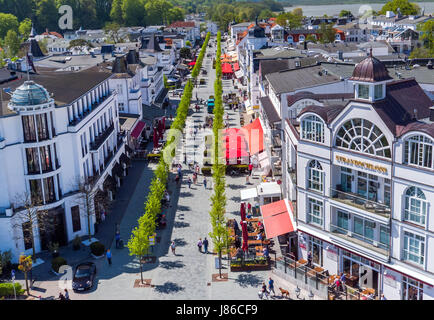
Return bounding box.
[0,0,433,302]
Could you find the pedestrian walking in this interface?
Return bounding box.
[188,177,192,189]
[307,251,313,268]
[106,249,112,265]
[64,288,70,300]
[197,238,203,252]
[203,177,207,189]
[203,237,209,253]
[268,277,275,296]
[247,202,252,215]
[248,163,253,175]
[246,175,249,184]
[115,231,121,248]
[193,173,197,185]
[259,282,269,299]
[170,241,176,255]
[101,211,106,222]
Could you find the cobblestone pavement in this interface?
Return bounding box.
[20,37,281,300]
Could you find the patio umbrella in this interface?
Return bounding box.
[153,127,158,147]
[240,202,246,221]
[241,221,248,252]
[162,116,166,132]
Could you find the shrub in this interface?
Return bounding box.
[90,241,105,256]
[51,257,67,273]
[72,235,81,251]
[0,283,24,297]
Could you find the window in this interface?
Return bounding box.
[36,113,49,141]
[404,135,433,169]
[402,276,423,300]
[374,84,383,100]
[42,176,56,203]
[29,179,43,204]
[380,225,390,247]
[384,178,391,208]
[26,148,40,174]
[336,118,391,158]
[307,198,323,226]
[71,206,81,232]
[39,145,52,172]
[301,115,324,143]
[22,115,37,142]
[337,210,349,233]
[309,237,323,266]
[340,167,353,192]
[358,84,369,99]
[307,160,323,192]
[353,216,375,242]
[404,187,427,226]
[403,231,424,265]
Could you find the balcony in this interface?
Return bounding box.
[90,123,115,151]
[68,92,113,127]
[330,223,389,257]
[330,188,391,218]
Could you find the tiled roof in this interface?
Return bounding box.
[168,21,195,28]
[259,96,280,124]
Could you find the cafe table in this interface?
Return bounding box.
[248,239,262,246]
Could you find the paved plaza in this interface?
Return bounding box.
[16,37,299,301]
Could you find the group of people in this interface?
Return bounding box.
[170,237,210,255]
[58,288,70,300]
[259,277,275,299]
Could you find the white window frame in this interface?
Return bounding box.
[307,197,323,226]
[403,231,425,266]
[307,160,324,192]
[301,115,324,143]
[358,84,369,99]
[404,135,433,169]
[404,187,428,226]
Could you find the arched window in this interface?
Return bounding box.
[308,160,323,192]
[335,119,391,158]
[404,135,433,169]
[404,187,428,226]
[301,115,324,143]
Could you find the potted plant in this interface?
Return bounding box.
[90,241,105,259]
[72,235,82,251]
[51,257,67,275]
[48,242,60,258]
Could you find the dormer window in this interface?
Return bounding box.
[374,84,384,100]
[357,84,369,99]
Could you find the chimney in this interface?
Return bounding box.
[430,107,434,122]
[413,108,418,120]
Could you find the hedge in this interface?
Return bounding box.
[191,32,211,78]
[51,257,67,273]
[0,283,24,297]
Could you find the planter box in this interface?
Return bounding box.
[230,264,271,272]
[91,253,105,260]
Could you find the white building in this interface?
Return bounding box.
[0,67,128,262]
[283,54,434,299]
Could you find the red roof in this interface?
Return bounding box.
[222,63,233,74]
[260,200,295,239]
[168,21,195,28]
[233,63,240,71]
[42,31,63,38]
[131,121,146,139]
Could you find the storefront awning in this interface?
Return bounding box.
[233,63,240,71]
[131,121,146,139]
[260,199,296,239]
[240,188,258,200]
[222,63,233,74]
[240,118,264,155]
[235,70,243,79]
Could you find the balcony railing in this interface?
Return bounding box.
[330,188,391,218]
[330,223,390,256]
[90,123,115,151]
[68,92,113,127]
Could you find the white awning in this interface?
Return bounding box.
[235,70,243,79]
[257,182,281,197]
[240,188,258,200]
[258,151,268,162]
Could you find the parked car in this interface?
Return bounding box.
[72,262,97,291]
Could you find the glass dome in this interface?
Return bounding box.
[10,81,50,106]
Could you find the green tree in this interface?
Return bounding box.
[292,7,303,17]
[258,9,274,21]
[77,0,98,29]
[167,7,184,24]
[145,0,173,25]
[0,13,19,39]
[127,215,153,284]
[36,0,59,32]
[319,23,336,43]
[418,19,434,56]
[38,38,49,55]
[379,0,420,16]
[18,18,32,40]
[95,0,112,26]
[4,30,20,57]
[104,22,121,43]
[339,10,352,17]
[110,0,124,25]
[306,34,317,43]
[18,255,32,295]
[180,47,191,58]
[122,0,146,27]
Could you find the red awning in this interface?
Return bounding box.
[260,199,296,239]
[131,121,146,139]
[222,63,233,74]
[233,63,240,71]
[188,61,196,66]
[240,118,264,155]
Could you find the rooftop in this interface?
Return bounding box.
[265,65,341,94]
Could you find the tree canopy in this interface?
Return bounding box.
[379,0,420,16]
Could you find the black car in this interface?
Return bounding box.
[72,262,96,291]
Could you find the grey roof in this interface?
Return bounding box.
[10,81,50,106]
[296,42,359,54]
[260,57,322,77]
[388,65,434,84]
[265,65,341,94]
[35,54,113,71]
[254,47,304,59]
[259,96,280,124]
[321,62,356,79]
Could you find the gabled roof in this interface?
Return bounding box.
[298,104,346,123]
[140,34,162,52]
[168,21,195,28]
